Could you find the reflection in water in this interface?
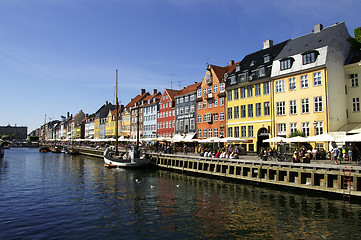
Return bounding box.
[0,148,360,240]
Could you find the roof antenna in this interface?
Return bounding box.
[169,74,176,89]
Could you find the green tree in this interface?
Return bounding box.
[289,130,305,138]
[348,27,361,52]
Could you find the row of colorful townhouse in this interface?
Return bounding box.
[37,22,360,153]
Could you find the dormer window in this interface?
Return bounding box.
[236,65,241,72]
[230,75,236,85]
[280,58,293,70]
[302,51,318,65]
[259,67,265,77]
[250,61,255,67]
[239,72,248,83]
[264,55,270,63]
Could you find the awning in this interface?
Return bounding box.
[338,123,361,134]
[183,133,196,142]
[336,133,361,142]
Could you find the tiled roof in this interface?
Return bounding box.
[210,64,229,82]
[176,82,202,96]
[125,92,149,108]
[165,89,181,100]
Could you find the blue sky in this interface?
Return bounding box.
[1,0,360,132]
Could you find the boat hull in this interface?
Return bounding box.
[104,156,150,168]
[0,147,4,158]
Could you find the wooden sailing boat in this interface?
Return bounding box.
[39,114,50,152]
[103,70,150,168]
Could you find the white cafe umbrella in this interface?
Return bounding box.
[283,136,306,143]
[336,133,361,142]
[220,137,248,143]
[263,136,286,143]
[300,133,338,143]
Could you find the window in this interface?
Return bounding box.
[241,126,246,138]
[301,75,308,88]
[315,121,323,135]
[214,128,219,137]
[190,105,195,113]
[301,98,309,114]
[230,75,236,84]
[203,129,207,138]
[203,114,207,122]
[313,72,322,86]
[290,123,298,134]
[256,103,261,117]
[228,127,233,137]
[275,80,285,93]
[263,82,269,95]
[214,113,218,122]
[264,102,270,116]
[239,73,247,82]
[203,101,207,109]
[234,106,239,119]
[185,106,189,114]
[247,86,253,97]
[214,85,218,93]
[264,55,270,63]
[248,126,253,138]
[277,123,286,136]
[234,88,239,100]
[351,74,359,87]
[214,99,218,107]
[236,65,241,72]
[240,87,246,98]
[208,86,212,94]
[353,97,360,112]
[220,83,225,92]
[203,88,207,96]
[198,115,201,123]
[234,126,239,138]
[259,67,265,77]
[248,104,253,117]
[280,58,292,70]
[220,112,225,121]
[228,107,233,120]
[290,100,297,115]
[255,84,261,96]
[227,90,232,101]
[208,99,212,108]
[241,105,246,118]
[302,122,310,136]
[276,101,286,116]
[197,89,202,98]
[197,129,202,138]
[314,96,323,112]
[198,102,202,110]
[302,51,317,65]
[220,98,224,106]
[289,77,296,91]
[208,128,213,137]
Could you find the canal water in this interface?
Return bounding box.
[1,148,361,239]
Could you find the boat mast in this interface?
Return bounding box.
[115,69,119,156]
[43,114,46,144]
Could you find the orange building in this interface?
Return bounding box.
[196,62,234,139]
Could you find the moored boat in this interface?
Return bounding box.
[104,145,150,168]
[103,69,150,168]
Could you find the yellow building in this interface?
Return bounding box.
[121,108,131,138]
[225,40,289,152]
[270,23,351,151]
[94,117,100,139]
[105,109,116,138]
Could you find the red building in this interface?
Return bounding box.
[157,89,180,138]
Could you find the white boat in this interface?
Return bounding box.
[103,69,150,168]
[0,140,5,158]
[104,145,150,168]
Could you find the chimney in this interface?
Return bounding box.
[229,60,234,66]
[314,24,323,33]
[263,40,273,49]
[106,101,108,105]
[152,89,157,95]
[141,89,146,95]
[86,114,88,117]
[67,112,70,118]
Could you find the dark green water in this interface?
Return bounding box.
[0,148,360,239]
